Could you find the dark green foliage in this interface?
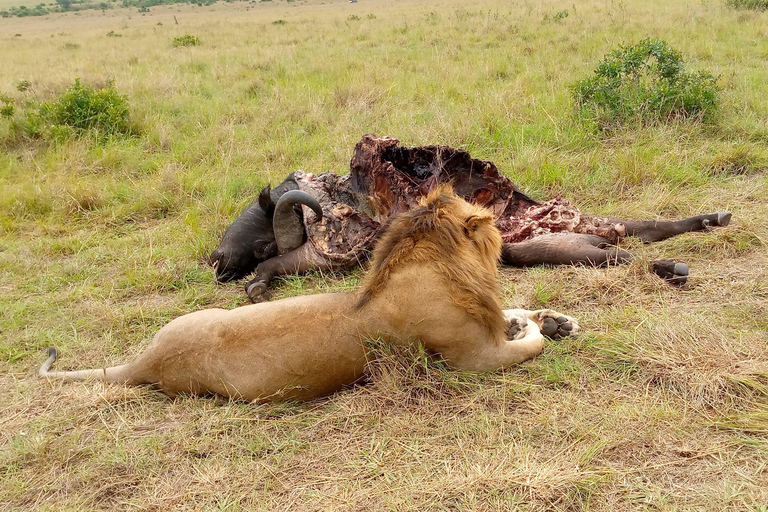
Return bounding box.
[727,0,768,9]
[172,34,201,47]
[573,38,721,129]
[43,79,131,137]
[4,3,49,16]
[1,79,133,143]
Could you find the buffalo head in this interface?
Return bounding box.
[210,184,323,283]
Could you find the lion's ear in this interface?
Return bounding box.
[464,215,484,236]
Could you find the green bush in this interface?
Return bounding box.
[1,79,133,142]
[572,38,721,129]
[727,0,768,9]
[172,34,201,47]
[43,79,131,137]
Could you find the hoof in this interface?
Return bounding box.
[652,259,688,286]
[717,212,732,227]
[702,212,732,229]
[541,314,576,340]
[246,280,270,303]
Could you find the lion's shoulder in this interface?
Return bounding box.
[357,186,506,335]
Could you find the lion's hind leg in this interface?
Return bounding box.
[506,309,580,340]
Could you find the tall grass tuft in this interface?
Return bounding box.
[726,0,768,9]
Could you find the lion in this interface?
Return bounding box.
[39,187,579,402]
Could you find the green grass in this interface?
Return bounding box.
[2,0,768,509]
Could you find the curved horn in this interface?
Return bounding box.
[272,190,323,255]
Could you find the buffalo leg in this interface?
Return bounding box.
[651,259,689,286]
[244,244,334,303]
[501,233,690,285]
[604,212,731,243]
[501,233,632,267]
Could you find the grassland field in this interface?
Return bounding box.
[1,0,768,510]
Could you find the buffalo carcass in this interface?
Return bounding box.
[210,134,731,302]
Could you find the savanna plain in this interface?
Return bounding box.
[2,0,768,509]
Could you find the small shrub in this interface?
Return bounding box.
[0,94,14,118]
[272,19,286,24]
[172,34,201,47]
[572,38,721,129]
[106,30,122,37]
[727,0,768,9]
[16,80,32,93]
[544,9,568,22]
[41,79,132,139]
[347,14,359,21]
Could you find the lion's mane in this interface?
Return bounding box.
[357,185,507,338]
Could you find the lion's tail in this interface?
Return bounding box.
[38,347,132,383]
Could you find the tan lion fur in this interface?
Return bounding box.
[357,184,507,339]
[39,187,578,402]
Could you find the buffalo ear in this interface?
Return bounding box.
[258,185,274,215]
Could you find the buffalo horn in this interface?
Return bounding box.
[272,190,323,255]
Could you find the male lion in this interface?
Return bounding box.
[39,188,579,402]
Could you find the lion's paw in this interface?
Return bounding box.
[505,316,528,340]
[535,310,580,340]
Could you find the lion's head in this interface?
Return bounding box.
[357,185,506,337]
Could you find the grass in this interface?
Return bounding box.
[1,0,768,509]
